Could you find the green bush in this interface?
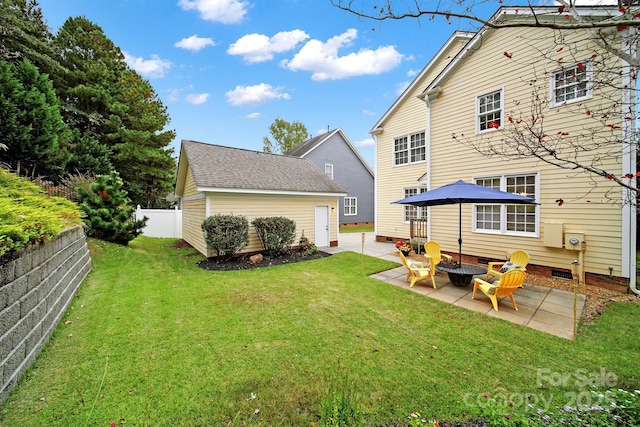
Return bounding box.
[77,171,147,245]
[0,169,81,258]
[298,235,318,255]
[252,216,296,255]
[201,214,249,261]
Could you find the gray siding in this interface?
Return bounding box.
[303,133,374,224]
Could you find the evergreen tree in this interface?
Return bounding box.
[77,171,147,245]
[0,59,69,180]
[0,0,64,76]
[51,17,176,207]
[65,128,113,176]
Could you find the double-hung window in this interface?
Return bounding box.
[474,174,538,236]
[477,89,503,133]
[325,164,333,179]
[550,61,592,107]
[403,187,427,223]
[394,131,426,166]
[344,197,357,216]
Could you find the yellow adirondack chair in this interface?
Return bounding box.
[473,269,527,311]
[486,250,530,281]
[399,252,434,288]
[423,241,453,288]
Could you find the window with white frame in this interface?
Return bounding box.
[325,164,333,179]
[403,187,427,223]
[550,61,592,107]
[344,197,357,216]
[474,174,538,235]
[394,131,426,166]
[477,89,502,132]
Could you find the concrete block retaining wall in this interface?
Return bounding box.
[0,226,91,404]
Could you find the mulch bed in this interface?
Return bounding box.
[196,249,332,271]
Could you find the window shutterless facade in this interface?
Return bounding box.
[477,89,503,133]
[344,197,357,216]
[403,187,427,223]
[474,173,538,236]
[550,61,592,107]
[394,131,426,166]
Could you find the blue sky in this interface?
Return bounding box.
[37,0,498,169]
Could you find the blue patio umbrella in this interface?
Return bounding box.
[392,180,537,265]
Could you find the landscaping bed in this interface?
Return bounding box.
[196,249,332,271]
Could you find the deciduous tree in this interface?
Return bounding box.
[263,118,310,154]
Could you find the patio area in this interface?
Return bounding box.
[326,233,586,340]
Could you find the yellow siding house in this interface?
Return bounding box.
[175,140,346,257]
[372,6,637,289]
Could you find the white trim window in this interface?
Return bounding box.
[344,197,357,216]
[477,89,503,133]
[402,187,427,223]
[394,131,426,166]
[550,61,592,107]
[325,164,333,179]
[474,173,538,236]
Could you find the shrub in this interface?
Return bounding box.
[77,171,147,245]
[252,216,296,255]
[0,169,81,258]
[201,214,249,261]
[298,235,318,255]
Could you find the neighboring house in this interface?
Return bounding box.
[174,140,346,257]
[371,6,637,288]
[286,128,375,227]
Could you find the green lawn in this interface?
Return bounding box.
[339,224,374,233]
[1,237,638,426]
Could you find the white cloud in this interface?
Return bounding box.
[225,83,291,107]
[362,109,376,116]
[175,35,216,52]
[355,137,375,147]
[245,112,262,119]
[228,30,309,63]
[316,128,328,135]
[178,0,249,24]
[395,81,410,96]
[124,52,172,78]
[166,89,181,102]
[281,29,404,80]
[407,68,418,77]
[185,93,210,104]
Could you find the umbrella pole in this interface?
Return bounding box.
[458,203,462,266]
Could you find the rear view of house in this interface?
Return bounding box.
[174,140,346,257]
[371,6,637,289]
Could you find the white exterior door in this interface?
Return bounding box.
[315,205,329,247]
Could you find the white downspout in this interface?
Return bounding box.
[621,28,639,295]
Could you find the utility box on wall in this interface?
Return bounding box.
[543,222,564,248]
[565,232,585,250]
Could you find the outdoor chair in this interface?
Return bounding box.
[399,252,434,288]
[486,250,530,281]
[423,241,453,288]
[473,269,527,311]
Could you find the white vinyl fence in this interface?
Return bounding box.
[135,205,182,238]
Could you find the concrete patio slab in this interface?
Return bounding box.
[328,232,586,340]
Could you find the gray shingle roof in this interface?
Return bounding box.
[181,140,346,194]
[284,132,327,157]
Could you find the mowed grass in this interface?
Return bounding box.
[1,237,638,426]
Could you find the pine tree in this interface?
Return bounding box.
[77,171,147,245]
